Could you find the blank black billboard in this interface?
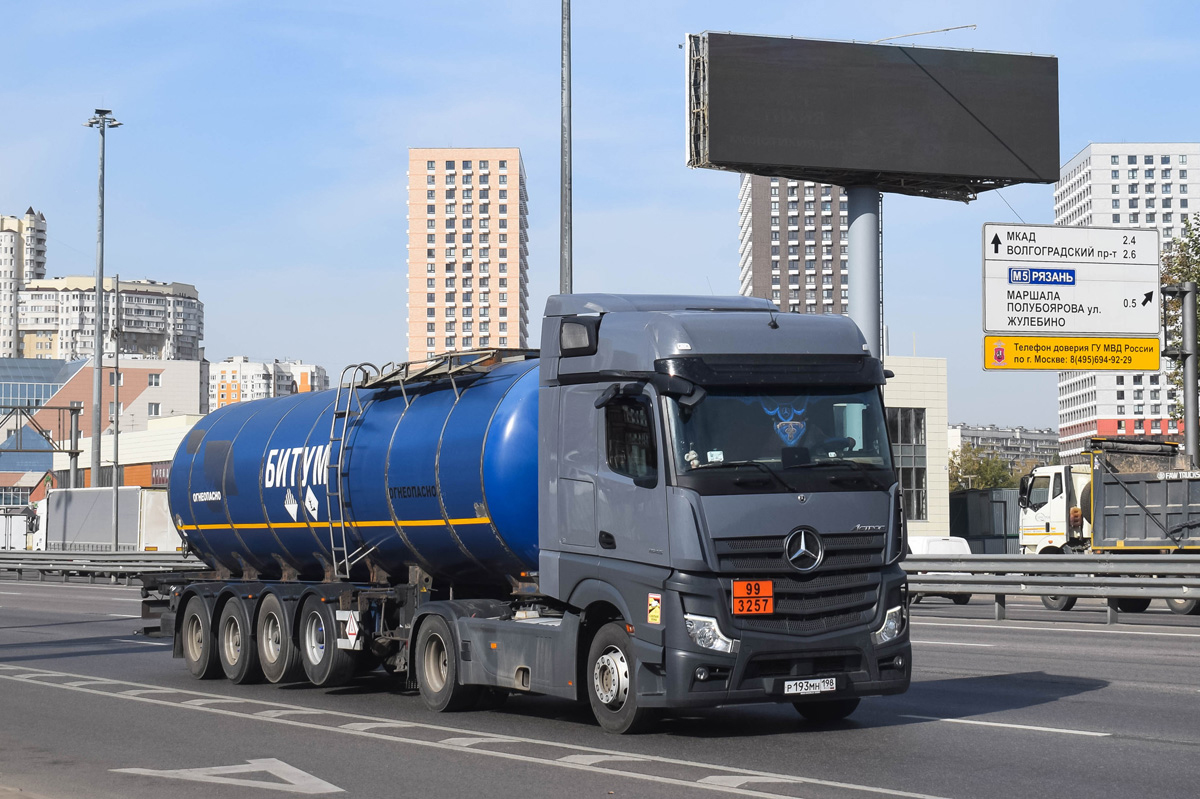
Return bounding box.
[687,33,1059,200]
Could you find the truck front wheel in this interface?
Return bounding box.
[586,622,656,734]
[415,614,480,712]
[794,697,860,723]
[1166,598,1200,615]
[1041,595,1077,611]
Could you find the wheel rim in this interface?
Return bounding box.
[221,614,241,666]
[184,612,204,663]
[593,645,630,708]
[423,632,448,693]
[304,611,326,665]
[262,612,282,663]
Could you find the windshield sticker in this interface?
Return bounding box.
[756,398,809,446]
[706,450,724,464]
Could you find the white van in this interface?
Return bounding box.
[906,536,972,605]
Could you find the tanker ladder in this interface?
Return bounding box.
[326,363,378,581]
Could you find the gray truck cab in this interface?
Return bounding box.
[537,294,910,729]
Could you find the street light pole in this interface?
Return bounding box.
[560,0,572,294]
[84,109,121,486]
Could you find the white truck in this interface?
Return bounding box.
[35,487,182,553]
[1018,438,1199,615]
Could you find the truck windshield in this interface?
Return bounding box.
[665,386,894,495]
[1027,475,1050,510]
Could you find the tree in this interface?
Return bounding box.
[1159,216,1200,420]
[948,443,1020,491]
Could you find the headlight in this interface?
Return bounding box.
[871,604,907,646]
[684,614,740,654]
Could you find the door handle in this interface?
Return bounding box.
[598,531,616,550]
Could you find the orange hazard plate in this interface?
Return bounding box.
[732,580,774,615]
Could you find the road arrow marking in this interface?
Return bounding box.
[113,758,343,794]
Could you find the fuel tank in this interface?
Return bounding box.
[168,358,540,585]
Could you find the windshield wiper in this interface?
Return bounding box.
[690,460,793,491]
[790,459,889,488]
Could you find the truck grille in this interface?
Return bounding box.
[713,533,886,636]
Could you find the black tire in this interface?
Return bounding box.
[794,697,861,723]
[217,597,262,684]
[257,593,303,684]
[415,614,480,712]
[910,594,923,605]
[298,596,358,688]
[1116,597,1151,613]
[951,595,971,606]
[181,596,219,679]
[1041,595,1077,611]
[1166,598,1200,615]
[586,622,657,734]
[475,688,510,710]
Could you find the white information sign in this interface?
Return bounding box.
[982,224,1161,337]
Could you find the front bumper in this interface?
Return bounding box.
[642,568,910,709]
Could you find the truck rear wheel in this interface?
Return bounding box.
[1041,595,1077,611]
[218,597,262,684]
[415,614,480,712]
[1116,597,1151,613]
[299,596,357,688]
[181,596,219,679]
[257,593,303,684]
[794,697,860,723]
[1166,598,1200,615]
[586,622,657,734]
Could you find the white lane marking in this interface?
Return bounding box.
[701,777,792,788]
[899,714,1111,737]
[911,640,996,648]
[182,698,247,707]
[256,709,330,719]
[440,736,519,748]
[115,639,171,646]
[0,591,23,595]
[913,620,1200,639]
[339,721,416,731]
[64,680,121,687]
[558,754,648,766]
[114,758,343,794]
[4,664,953,799]
[120,688,177,697]
[108,613,140,618]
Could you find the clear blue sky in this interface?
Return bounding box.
[3,1,1199,427]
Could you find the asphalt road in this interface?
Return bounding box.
[1,575,1198,799]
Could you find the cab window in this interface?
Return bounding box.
[605,397,657,485]
[1052,473,1063,499]
[1028,475,1050,510]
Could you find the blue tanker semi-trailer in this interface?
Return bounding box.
[151,294,910,733]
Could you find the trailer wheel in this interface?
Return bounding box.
[586,622,657,734]
[1166,598,1200,615]
[1116,597,1151,613]
[217,597,262,684]
[951,595,972,605]
[794,697,860,723]
[298,596,357,688]
[257,593,303,684]
[181,596,219,679]
[415,614,480,712]
[1041,595,1077,611]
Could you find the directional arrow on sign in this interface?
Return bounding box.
[1143,291,1154,306]
[113,758,343,794]
[991,233,1001,254]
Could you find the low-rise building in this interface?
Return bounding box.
[883,356,949,538]
[210,356,329,409]
[947,423,1059,466]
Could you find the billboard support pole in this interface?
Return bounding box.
[1184,281,1197,467]
[559,0,572,294]
[847,186,882,359]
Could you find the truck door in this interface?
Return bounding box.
[1049,471,1067,537]
[594,386,670,567]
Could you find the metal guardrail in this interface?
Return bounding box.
[903,554,1200,623]
[0,550,208,584]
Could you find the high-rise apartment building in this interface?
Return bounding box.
[1054,143,1200,455]
[0,208,48,358]
[737,175,850,314]
[406,148,529,360]
[18,277,204,362]
[210,355,329,409]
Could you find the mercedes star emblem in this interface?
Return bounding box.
[784,528,824,573]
